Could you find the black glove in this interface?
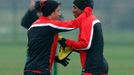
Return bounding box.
[58,38,66,48]
[55,56,70,67]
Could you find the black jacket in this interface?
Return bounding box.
[21,10,38,29]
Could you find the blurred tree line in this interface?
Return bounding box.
[0,0,133,43]
[0,0,133,32]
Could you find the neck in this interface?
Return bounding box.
[47,16,53,20]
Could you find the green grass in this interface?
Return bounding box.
[57,44,134,75]
[0,31,134,75]
[0,44,26,75]
[104,44,134,75]
[0,43,134,75]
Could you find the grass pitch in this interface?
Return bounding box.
[0,32,134,75]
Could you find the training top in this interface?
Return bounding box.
[24,7,91,73]
[65,10,108,73]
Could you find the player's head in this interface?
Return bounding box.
[34,0,47,12]
[34,0,61,20]
[72,0,94,18]
[39,0,61,20]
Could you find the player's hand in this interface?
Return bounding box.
[58,38,66,48]
[30,0,35,10]
[55,56,70,67]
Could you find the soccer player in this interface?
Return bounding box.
[24,0,91,75]
[21,0,69,67]
[58,0,109,75]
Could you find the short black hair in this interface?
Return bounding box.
[42,0,61,16]
[34,0,60,16]
[73,0,94,10]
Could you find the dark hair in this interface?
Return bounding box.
[73,0,94,10]
[34,0,60,16]
[42,0,61,16]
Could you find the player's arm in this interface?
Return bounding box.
[59,19,100,50]
[21,0,38,29]
[21,10,38,29]
[47,7,92,32]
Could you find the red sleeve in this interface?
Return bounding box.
[30,7,92,31]
[48,7,92,30]
[65,17,100,50]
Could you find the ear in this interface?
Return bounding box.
[51,11,56,17]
